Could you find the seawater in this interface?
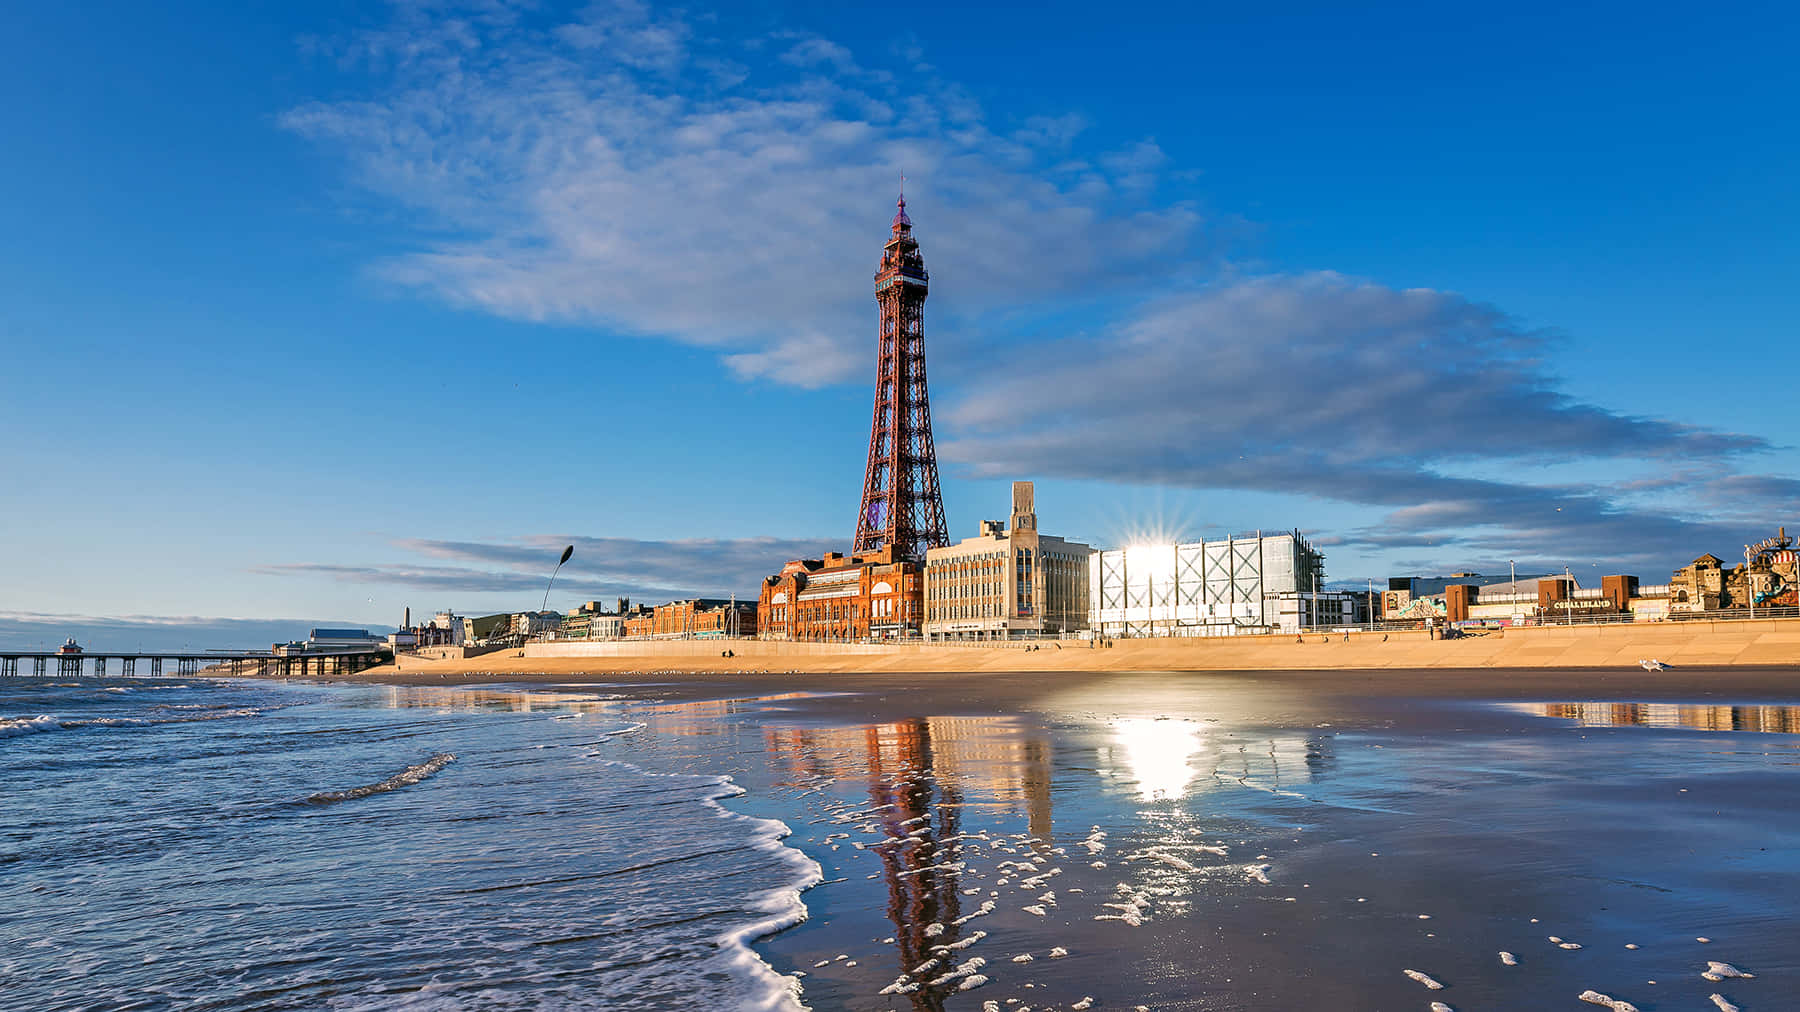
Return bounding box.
[0,679,817,1011]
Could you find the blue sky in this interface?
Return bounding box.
[2,0,1795,648]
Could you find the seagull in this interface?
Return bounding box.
[1639,658,1664,671]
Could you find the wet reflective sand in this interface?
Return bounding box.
[1522,700,1800,733]
[590,674,1800,1010]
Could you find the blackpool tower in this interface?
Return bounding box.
[853,193,949,561]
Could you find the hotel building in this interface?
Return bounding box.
[923,482,1091,641]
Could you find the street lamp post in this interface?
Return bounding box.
[1564,564,1573,626]
[1746,546,1756,620]
[1510,558,1518,625]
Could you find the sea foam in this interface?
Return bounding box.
[302,753,457,805]
[1579,990,1640,1011]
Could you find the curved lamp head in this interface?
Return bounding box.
[541,545,578,618]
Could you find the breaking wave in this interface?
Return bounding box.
[589,756,823,1011]
[65,708,265,728]
[0,715,61,739]
[302,753,457,805]
[2,708,269,739]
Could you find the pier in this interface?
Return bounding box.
[0,649,383,679]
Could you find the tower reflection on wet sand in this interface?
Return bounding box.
[764,715,1055,1009]
[869,720,962,1012]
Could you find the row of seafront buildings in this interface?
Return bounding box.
[403,494,1797,651]
[404,481,1356,649]
[640,490,1798,642]
[1381,527,1799,627]
[758,481,1358,643]
[395,597,758,650]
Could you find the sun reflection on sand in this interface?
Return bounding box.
[1108,718,1203,801]
[1098,718,1332,802]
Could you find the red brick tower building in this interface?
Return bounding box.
[853,192,950,561]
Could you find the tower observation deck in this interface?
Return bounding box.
[853,193,949,561]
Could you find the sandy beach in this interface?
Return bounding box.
[325,662,1800,717]
[316,622,1800,718]
[188,640,1800,1009]
[331,617,1800,697]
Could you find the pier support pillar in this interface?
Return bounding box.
[121,657,135,676]
[150,657,163,677]
[34,657,47,676]
[1,657,15,677]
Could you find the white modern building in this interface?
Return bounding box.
[1089,530,1332,638]
[924,482,1092,641]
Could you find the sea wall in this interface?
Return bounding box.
[513,618,1800,672]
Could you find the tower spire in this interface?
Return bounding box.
[855,192,948,561]
[893,177,911,231]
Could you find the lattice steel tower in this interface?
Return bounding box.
[853,193,949,560]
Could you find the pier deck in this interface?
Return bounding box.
[0,649,382,678]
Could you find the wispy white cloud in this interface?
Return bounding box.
[285,0,1202,387]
